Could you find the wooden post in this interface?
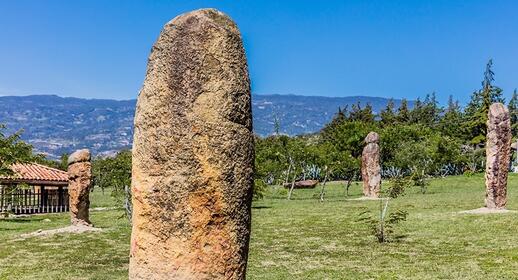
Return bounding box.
[58,186,64,212]
[40,186,46,213]
[0,186,4,213]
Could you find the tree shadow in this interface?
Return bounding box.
[252,206,272,209]
[0,218,43,223]
[390,234,409,242]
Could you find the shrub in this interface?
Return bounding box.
[385,177,408,198]
[358,199,408,243]
[253,179,268,200]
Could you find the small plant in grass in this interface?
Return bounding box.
[358,198,408,243]
[385,176,408,198]
[409,166,429,194]
[463,170,475,177]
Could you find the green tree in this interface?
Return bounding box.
[92,150,132,197]
[0,125,47,175]
[422,92,441,125]
[408,93,441,126]
[409,98,423,124]
[380,99,396,126]
[348,102,375,123]
[509,89,518,136]
[464,59,505,145]
[57,153,69,171]
[323,107,347,135]
[438,95,463,139]
[396,99,410,123]
[322,121,376,159]
[315,142,357,201]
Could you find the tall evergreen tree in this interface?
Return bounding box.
[321,106,347,136]
[409,98,423,124]
[409,93,441,125]
[380,99,396,126]
[438,95,463,138]
[348,102,361,121]
[509,89,518,136]
[424,92,442,124]
[362,103,375,123]
[445,95,461,114]
[464,59,504,145]
[396,99,410,123]
[348,102,374,123]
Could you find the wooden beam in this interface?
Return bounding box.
[0,179,68,186]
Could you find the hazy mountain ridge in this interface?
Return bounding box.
[0,94,407,158]
[252,94,409,136]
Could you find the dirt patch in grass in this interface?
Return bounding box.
[459,207,517,214]
[346,196,384,201]
[19,224,103,239]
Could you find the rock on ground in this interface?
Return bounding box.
[129,8,254,280]
[68,149,93,226]
[362,132,381,198]
[485,103,511,209]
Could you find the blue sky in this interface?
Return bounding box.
[0,0,516,104]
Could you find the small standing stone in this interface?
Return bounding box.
[362,132,381,198]
[67,149,92,226]
[485,103,511,209]
[129,9,254,280]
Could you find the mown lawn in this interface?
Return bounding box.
[2,174,518,279]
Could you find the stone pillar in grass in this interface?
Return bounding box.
[362,132,381,198]
[67,149,92,226]
[129,9,254,280]
[485,103,511,209]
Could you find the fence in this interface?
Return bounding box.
[0,186,69,214]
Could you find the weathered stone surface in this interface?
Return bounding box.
[282,180,319,189]
[129,9,254,280]
[68,149,92,226]
[362,132,381,198]
[67,149,91,165]
[365,131,379,144]
[485,103,511,209]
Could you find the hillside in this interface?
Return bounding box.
[0,94,407,158]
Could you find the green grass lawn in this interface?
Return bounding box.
[2,174,518,279]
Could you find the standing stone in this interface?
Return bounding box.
[485,103,511,209]
[129,9,254,280]
[67,149,92,226]
[362,132,381,198]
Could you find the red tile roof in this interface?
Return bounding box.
[0,163,68,185]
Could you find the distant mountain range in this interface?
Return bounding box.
[0,94,408,159]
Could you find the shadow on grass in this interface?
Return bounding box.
[390,234,409,243]
[267,196,357,201]
[0,218,43,223]
[0,228,18,232]
[252,206,272,209]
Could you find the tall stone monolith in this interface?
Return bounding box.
[485,103,511,209]
[129,9,254,280]
[67,149,92,226]
[362,132,381,198]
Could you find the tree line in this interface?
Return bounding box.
[255,60,518,196]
